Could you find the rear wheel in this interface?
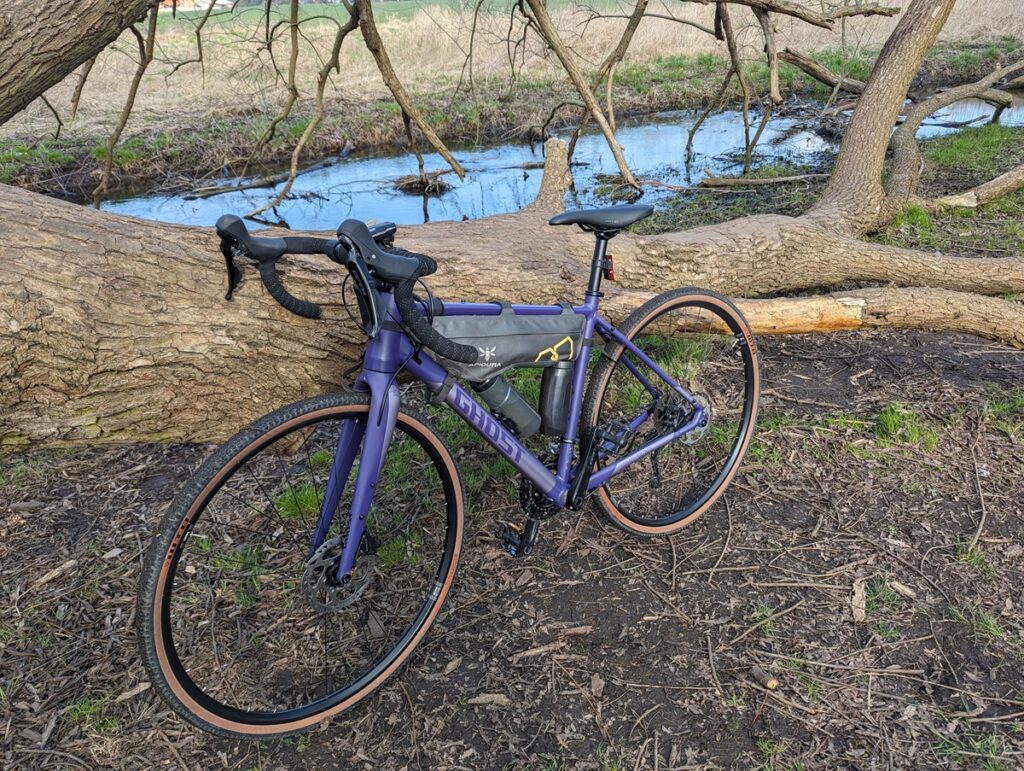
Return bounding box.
[137,393,464,739]
[582,288,759,535]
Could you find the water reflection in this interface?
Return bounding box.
[103,97,1024,229]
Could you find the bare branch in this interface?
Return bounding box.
[717,3,761,173]
[39,96,63,140]
[888,57,1024,201]
[754,9,781,105]
[356,0,465,180]
[252,0,301,153]
[525,0,637,188]
[585,11,713,36]
[780,47,865,94]
[565,0,648,165]
[687,66,735,163]
[456,0,486,95]
[92,5,159,207]
[166,1,218,78]
[935,163,1024,210]
[246,8,360,221]
[686,0,899,31]
[701,171,829,186]
[69,56,96,120]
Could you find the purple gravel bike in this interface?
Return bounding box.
[138,204,759,738]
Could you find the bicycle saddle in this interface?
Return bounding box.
[549,205,653,237]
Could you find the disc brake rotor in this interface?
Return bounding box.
[301,535,376,612]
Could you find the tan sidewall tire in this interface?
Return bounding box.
[137,393,464,739]
[582,289,759,536]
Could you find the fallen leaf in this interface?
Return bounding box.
[114,682,151,703]
[590,673,605,699]
[889,580,917,600]
[851,578,867,623]
[32,560,77,588]
[468,693,511,707]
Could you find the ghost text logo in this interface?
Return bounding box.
[451,388,524,463]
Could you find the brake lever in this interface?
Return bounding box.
[220,238,244,301]
[219,235,321,319]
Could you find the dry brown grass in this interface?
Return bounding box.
[4,0,1022,143]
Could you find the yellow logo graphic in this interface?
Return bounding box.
[534,336,575,363]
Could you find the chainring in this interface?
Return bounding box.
[519,451,560,520]
[301,535,376,613]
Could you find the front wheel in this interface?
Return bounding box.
[137,392,464,739]
[582,288,759,535]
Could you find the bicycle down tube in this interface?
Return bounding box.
[314,292,706,580]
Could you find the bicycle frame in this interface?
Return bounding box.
[314,290,706,580]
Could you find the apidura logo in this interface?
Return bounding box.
[476,346,501,367]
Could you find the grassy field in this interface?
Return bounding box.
[2,0,1023,198]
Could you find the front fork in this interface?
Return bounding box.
[309,371,400,581]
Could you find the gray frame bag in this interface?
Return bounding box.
[428,302,585,381]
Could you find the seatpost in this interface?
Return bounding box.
[586,237,609,296]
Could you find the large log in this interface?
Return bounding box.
[4,141,1024,448]
[3,0,1024,449]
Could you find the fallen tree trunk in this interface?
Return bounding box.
[3,0,1023,449]
[4,142,1024,448]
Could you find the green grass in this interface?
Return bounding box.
[936,732,1010,771]
[209,543,264,611]
[865,578,901,613]
[924,124,1024,181]
[983,387,1024,441]
[376,530,423,569]
[0,458,44,489]
[755,736,785,764]
[874,403,939,451]
[308,448,333,473]
[616,52,727,96]
[273,483,324,520]
[802,677,824,704]
[875,125,1024,257]
[68,694,120,735]
[875,621,900,641]
[947,605,1005,641]
[210,543,264,572]
[750,603,776,637]
[955,539,995,576]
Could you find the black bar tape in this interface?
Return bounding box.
[393,262,477,363]
[282,236,336,256]
[258,261,321,319]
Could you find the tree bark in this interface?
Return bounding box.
[811,0,956,230]
[779,48,866,94]
[0,0,156,125]
[4,164,1024,448]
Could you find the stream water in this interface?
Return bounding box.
[103,97,1024,229]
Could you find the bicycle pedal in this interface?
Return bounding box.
[500,519,539,558]
[597,419,632,455]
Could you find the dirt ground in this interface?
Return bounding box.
[2,326,1023,770]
